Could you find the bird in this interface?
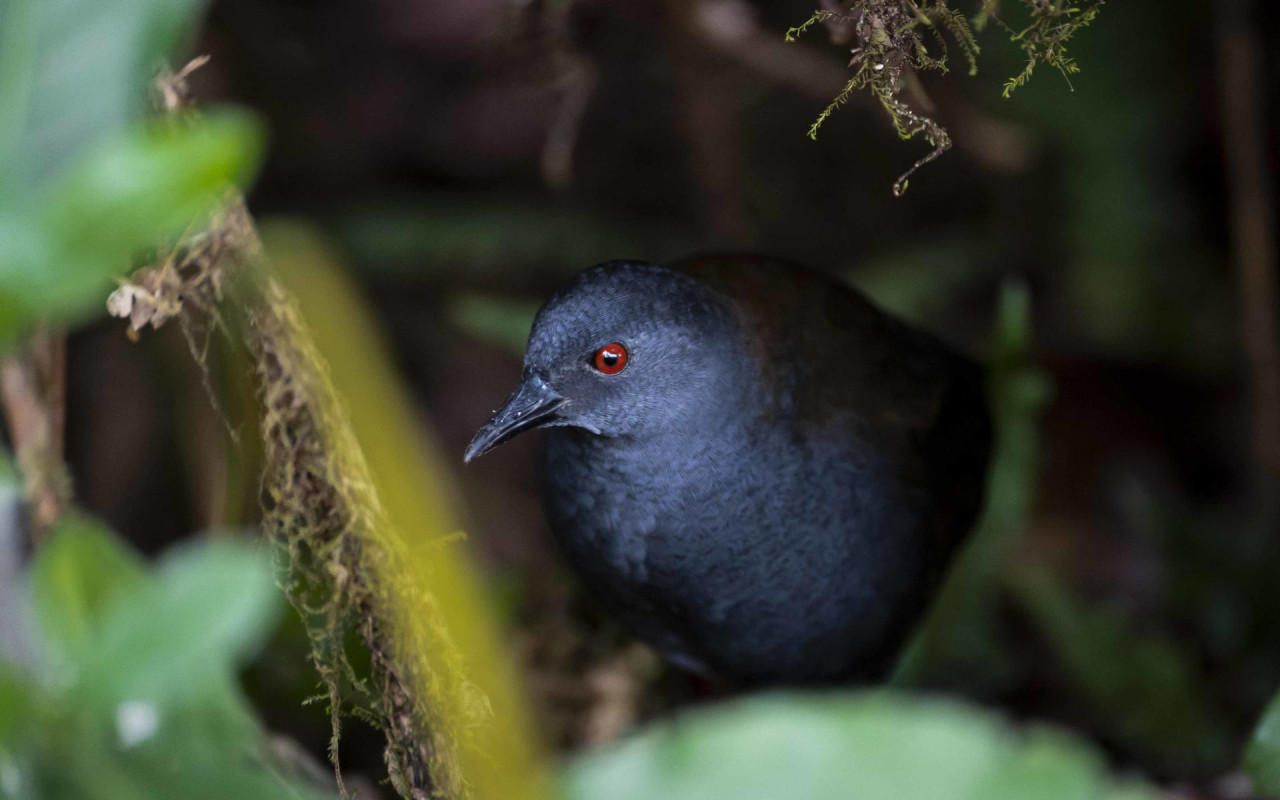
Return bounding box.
[465,255,991,686]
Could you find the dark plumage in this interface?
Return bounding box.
[466,256,991,686]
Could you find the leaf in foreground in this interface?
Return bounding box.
[562,692,1158,800]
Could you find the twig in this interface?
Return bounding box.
[541,54,598,191]
[0,328,70,540]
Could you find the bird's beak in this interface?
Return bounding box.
[464,373,565,463]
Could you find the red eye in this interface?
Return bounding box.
[593,343,629,374]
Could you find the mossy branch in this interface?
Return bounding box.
[109,196,472,798]
[108,59,548,800]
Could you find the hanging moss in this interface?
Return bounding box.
[999,0,1105,97]
[786,0,1103,194]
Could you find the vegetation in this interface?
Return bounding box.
[1,0,1279,798]
[0,514,328,798]
[786,0,1104,193]
[562,693,1159,800]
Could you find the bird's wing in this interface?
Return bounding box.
[673,254,992,553]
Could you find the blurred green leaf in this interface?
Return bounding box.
[0,111,264,341]
[42,675,326,800]
[894,279,1051,689]
[43,112,261,253]
[330,195,693,279]
[849,230,992,324]
[901,278,1231,773]
[1245,691,1280,796]
[0,448,15,484]
[30,523,280,710]
[449,292,539,355]
[983,280,1054,549]
[0,661,36,742]
[11,531,327,799]
[561,692,1158,800]
[0,0,261,345]
[77,537,281,712]
[29,514,148,664]
[0,0,211,195]
[23,689,329,800]
[1009,563,1227,766]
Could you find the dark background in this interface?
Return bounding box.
[58,0,1280,790]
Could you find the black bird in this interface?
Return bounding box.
[466,256,991,686]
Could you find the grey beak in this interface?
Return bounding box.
[464,373,565,463]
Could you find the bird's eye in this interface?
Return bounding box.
[592,342,629,375]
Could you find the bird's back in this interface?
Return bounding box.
[673,255,992,671]
[673,255,990,548]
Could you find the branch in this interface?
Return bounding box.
[0,328,70,540]
[1215,0,1280,509]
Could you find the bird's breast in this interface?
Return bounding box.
[541,414,949,682]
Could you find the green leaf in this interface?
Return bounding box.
[0,111,264,341]
[893,278,1051,690]
[0,661,37,742]
[76,537,282,712]
[0,0,260,344]
[10,523,327,799]
[29,702,329,800]
[561,692,1158,800]
[29,515,148,663]
[329,194,692,279]
[1244,691,1280,796]
[46,675,329,800]
[42,112,262,249]
[0,0,212,195]
[0,447,15,484]
[16,534,329,800]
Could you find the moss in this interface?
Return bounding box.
[110,201,474,799]
[786,0,1103,194]
[1000,0,1105,98]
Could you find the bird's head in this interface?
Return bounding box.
[464,261,739,462]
